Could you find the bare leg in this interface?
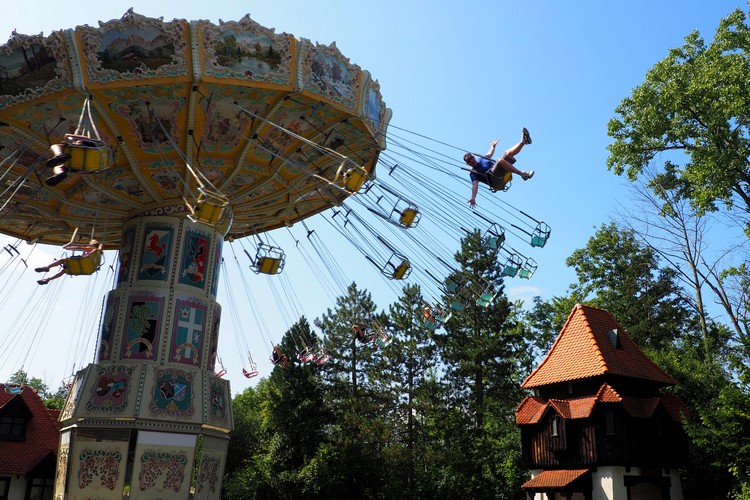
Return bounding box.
[37,268,65,285]
[504,139,526,158]
[35,258,65,272]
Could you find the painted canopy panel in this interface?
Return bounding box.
[0,10,390,247]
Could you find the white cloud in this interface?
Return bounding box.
[507,284,544,304]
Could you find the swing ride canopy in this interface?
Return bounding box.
[0,9,390,249]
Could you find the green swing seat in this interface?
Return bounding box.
[476,291,496,308]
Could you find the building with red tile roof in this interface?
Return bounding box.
[0,384,61,500]
[516,304,688,500]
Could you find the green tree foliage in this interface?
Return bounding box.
[266,318,330,498]
[314,282,389,499]
[432,230,529,499]
[650,340,750,500]
[374,283,438,498]
[565,222,695,350]
[607,8,750,231]
[8,369,68,409]
[223,379,274,499]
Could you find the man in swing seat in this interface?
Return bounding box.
[465,127,534,208]
[35,239,103,285]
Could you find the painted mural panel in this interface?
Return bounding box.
[195,455,222,498]
[121,293,164,361]
[0,32,70,107]
[210,238,222,297]
[117,225,135,284]
[68,438,129,500]
[86,365,135,414]
[103,85,186,157]
[60,371,85,422]
[78,11,188,84]
[54,434,70,500]
[194,436,228,499]
[299,40,359,109]
[207,377,229,427]
[170,299,206,366]
[97,292,119,362]
[202,15,293,84]
[178,228,210,288]
[149,367,194,418]
[206,307,220,372]
[137,223,173,281]
[131,431,196,499]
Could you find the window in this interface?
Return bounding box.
[27,476,54,500]
[551,416,559,437]
[0,477,10,500]
[605,411,616,435]
[608,329,622,349]
[0,414,27,439]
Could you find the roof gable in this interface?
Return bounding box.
[0,385,61,475]
[521,304,676,389]
[516,382,687,425]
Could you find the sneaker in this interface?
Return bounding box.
[45,154,70,169]
[522,127,532,145]
[521,170,535,181]
[45,171,68,187]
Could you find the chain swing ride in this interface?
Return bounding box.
[0,10,551,498]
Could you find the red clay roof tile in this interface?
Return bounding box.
[522,304,676,388]
[0,385,61,475]
[595,383,622,402]
[516,396,548,424]
[517,383,684,424]
[522,469,590,489]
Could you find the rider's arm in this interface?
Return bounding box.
[469,180,480,208]
[485,139,498,158]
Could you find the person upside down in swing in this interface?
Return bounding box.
[464,127,534,208]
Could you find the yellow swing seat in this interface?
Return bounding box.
[63,249,103,276]
[342,168,367,193]
[249,243,285,275]
[488,171,513,192]
[256,256,282,275]
[391,259,411,280]
[64,135,112,172]
[189,192,229,226]
[398,207,420,228]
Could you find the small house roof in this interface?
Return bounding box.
[521,304,676,389]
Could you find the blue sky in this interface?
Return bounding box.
[0,0,745,394]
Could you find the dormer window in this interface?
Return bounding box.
[0,413,27,440]
[608,329,622,349]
